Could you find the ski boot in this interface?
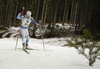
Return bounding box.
[26,43,33,50]
[22,43,26,50]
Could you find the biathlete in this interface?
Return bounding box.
[17,10,39,50]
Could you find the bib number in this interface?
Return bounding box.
[25,20,29,25]
[22,18,31,27]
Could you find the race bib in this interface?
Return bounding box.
[21,18,31,27]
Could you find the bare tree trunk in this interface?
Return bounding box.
[32,1,35,18]
[74,1,78,32]
[35,0,40,21]
[72,0,76,26]
[74,1,78,24]
[14,1,18,26]
[83,0,89,27]
[0,0,4,25]
[65,3,69,24]
[41,0,46,25]
[48,8,52,29]
[0,1,5,26]
[44,0,48,24]
[32,0,39,38]
[5,0,9,25]
[62,0,67,25]
[79,12,82,29]
[70,1,74,25]
[87,10,92,29]
[7,0,10,27]
[59,17,61,23]
[8,0,13,27]
[9,0,13,27]
[53,5,58,29]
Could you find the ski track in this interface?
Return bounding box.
[0,38,100,69]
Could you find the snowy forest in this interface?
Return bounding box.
[0,0,100,39]
[0,0,100,69]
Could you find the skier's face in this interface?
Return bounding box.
[26,16,29,19]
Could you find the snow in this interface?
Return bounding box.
[0,26,100,69]
[2,27,19,38]
[56,23,71,29]
[0,30,5,33]
[0,38,100,69]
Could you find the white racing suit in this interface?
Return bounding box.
[17,13,37,44]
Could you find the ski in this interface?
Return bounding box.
[23,49,30,54]
[26,48,34,50]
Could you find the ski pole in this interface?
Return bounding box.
[39,22,45,51]
[15,27,20,50]
[15,7,24,50]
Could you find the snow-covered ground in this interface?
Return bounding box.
[0,26,100,69]
[0,38,100,69]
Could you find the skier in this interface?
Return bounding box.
[17,10,39,50]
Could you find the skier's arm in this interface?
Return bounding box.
[31,18,39,25]
[17,12,25,19]
[17,7,25,19]
[17,13,22,19]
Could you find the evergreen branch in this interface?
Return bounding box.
[78,49,89,60]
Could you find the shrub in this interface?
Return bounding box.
[67,29,100,66]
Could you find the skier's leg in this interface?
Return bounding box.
[26,35,33,50]
[26,35,29,46]
[25,29,33,50]
[26,29,29,48]
[22,36,26,50]
[20,28,26,49]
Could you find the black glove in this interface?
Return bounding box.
[19,7,25,15]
